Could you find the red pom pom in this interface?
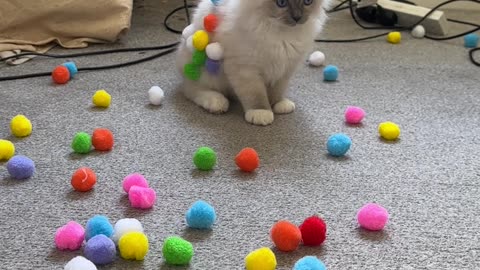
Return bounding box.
[235,147,259,172]
[270,220,302,252]
[71,167,96,192]
[204,14,219,32]
[52,66,70,84]
[299,215,327,246]
[92,128,114,151]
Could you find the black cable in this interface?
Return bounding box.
[469,48,480,66]
[327,0,350,13]
[184,0,191,24]
[164,4,196,34]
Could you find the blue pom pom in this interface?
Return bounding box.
[327,133,351,157]
[323,65,338,81]
[7,155,35,180]
[464,33,479,48]
[62,61,78,77]
[84,235,116,265]
[294,256,327,270]
[85,215,114,240]
[211,0,220,5]
[186,200,216,229]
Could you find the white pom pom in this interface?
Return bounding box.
[186,35,194,52]
[308,51,325,66]
[182,24,195,39]
[411,25,425,38]
[112,218,144,243]
[206,42,224,61]
[64,256,97,270]
[148,86,164,106]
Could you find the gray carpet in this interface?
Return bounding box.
[1,1,479,269]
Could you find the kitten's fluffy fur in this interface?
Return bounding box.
[176,0,331,125]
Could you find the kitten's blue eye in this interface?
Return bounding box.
[276,0,288,8]
[304,0,313,5]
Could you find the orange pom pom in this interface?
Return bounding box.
[92,128,114,151]
[270,220,302,252]
[235,147,260,172]
[204,14,219,32]
[52,66,70,84]
[71,167,97,192]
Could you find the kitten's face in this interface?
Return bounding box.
[266,0,322,26]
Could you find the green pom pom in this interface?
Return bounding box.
[72,132,92,154]
[193,146,217,171]
[192,50,207,66]
[184,63,201,81]
[162,236,194,265]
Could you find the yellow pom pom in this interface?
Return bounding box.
[0,139,15,161]
[118,232,149,260]
[387,32,401,44]
[378,121,400,140]
[92,89,111,108]
[192,30,209,51]
[10,114,32,137]
[245,247,277,270]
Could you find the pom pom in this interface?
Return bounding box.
[308,51,325,66]
[211,0,220,5]
[92,128,114,151]
[186,35,194,52]
[162,236,194,265]
[357,203,389,231]
[245,247,277,270]
[205,59,221,75]
[192,50,207,66]
[411,25,425,39]
[112,218,144,243]
[84,235,116,265]
[122,173,149,193]
[378,121,400,140]
[323,65,338,81]
[85,215,114,241]
[204,14,219,32]
[235,147,260,172]
[206,42,224,61]
[148,86,164,105]
[128,186,156,209]
[71,132,92,154]
[387,31,401,44]
[186,200,216,229]
[7,155,35,180]
[464,33,479,48]
[293,256,327,270]
[193,146,217,171]
[71,167,97,192]
[182,24,195,39]
[0,139,15,161]
[270,220,302,252]
[344,106,365,124]
[64,256,97,270]
[192,30,209,51]
[55,221,85,251]
[326,133,352,157]
[299,215,327,246]
[92,89,111,108]
[62,62,78,77]
[119,232,149,260]
[10,114,32,137]
[52,65,70,84]
[184,63,201,81]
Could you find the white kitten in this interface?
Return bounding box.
[175,0,331,126]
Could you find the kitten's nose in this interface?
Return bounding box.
[292,15,302,22]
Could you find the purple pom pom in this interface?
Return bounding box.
[206,58,220,75]
[84,235,116,265]
[7,155,35,179]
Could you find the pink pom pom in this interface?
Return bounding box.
[54,221,85,250]
[357,203,389,231]
[128,186,156,209]
[345,106,365,124]
[122,173,149,193]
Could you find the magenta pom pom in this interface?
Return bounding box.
[345,106,365,124]
[128,186,156,209]
[54,221,85,251]
[357,203,389,231]
[122,173,149,193]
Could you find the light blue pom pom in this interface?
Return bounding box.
[85,215,114,240]
[62,61,78,77]
[211,0,220,5]
[323,65,338,81]
[186,200,216,229]
[326,133,351,157]
[464,33,479,48]
[293,256,327,270]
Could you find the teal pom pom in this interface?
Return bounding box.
[326,133,351,157]
[294,256,326,270]
[62,62,78,77]
[85,215,114,241]
[186,200,216,229]
[464,33,479,48]
[323,65,338,81]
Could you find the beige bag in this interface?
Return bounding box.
[0,0,133,64]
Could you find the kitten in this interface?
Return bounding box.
[175,0,331,126]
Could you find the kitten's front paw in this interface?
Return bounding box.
[245,109,274,126]
[194,92,230,114]
[273,98,295,114]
